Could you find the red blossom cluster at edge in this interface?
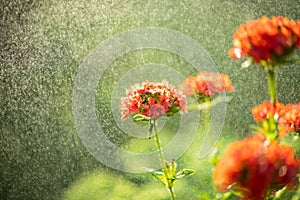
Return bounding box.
[252,101,300,138]
[228,16,300,64]
[213,133,300,200]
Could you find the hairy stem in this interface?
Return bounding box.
[168,187,175,200]
[153,120,175,200]
[267,68,276,105]
[267,67,279,140]
[153,120,165,170]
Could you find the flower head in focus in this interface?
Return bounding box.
[121,80,186,120]
[178,71,234,100]
[228,16,300,67]
[213,133,300,200]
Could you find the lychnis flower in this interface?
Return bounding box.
[279,102,300,134]
[121,80,186,120]
[228,16,300,65]
[252,101,300,138]
[178,71,234,98]
[252,101,285,122]
[213,133,300,200]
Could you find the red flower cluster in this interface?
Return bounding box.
[121,80,186,120]
[228,16,300,63]
[213,133,300,200]
[279,102,300,133]
[252,101,285,122]
[178,71,234,97]
[252,101,300,137]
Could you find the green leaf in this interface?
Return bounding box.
[170,161,177,178]
[151,171,168,187]
[272,186,287,200]
[175,168,196,179]
[146,168,168,187]
[215,191,234,200]
[132,114,151,122]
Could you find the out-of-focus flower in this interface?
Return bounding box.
[213,133,300,200]
[252,101,285,122]
[178,71,234,97]
[121,80,186,120]
[278,102,300,135]
[228,16,300,65]
[252,101,300,138]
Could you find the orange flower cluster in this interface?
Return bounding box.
[228,16,300,63]
[252,101,285,122]
[178,71,234,97]
[279,102,300,133]
[121,80,186,120]
[213,133,300,200]
[252,101,300,137]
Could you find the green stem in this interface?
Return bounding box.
[267,67,279,140]
[202,96,211,137]
[197,99,212,158]
[153,120,175,200]
[203,99,211,134]
[153,120,165,170]
[267,68,276,105]
[168,187,175,200]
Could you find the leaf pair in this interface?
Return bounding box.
[147,161,195,189]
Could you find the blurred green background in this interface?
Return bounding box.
[1,0,300,199]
